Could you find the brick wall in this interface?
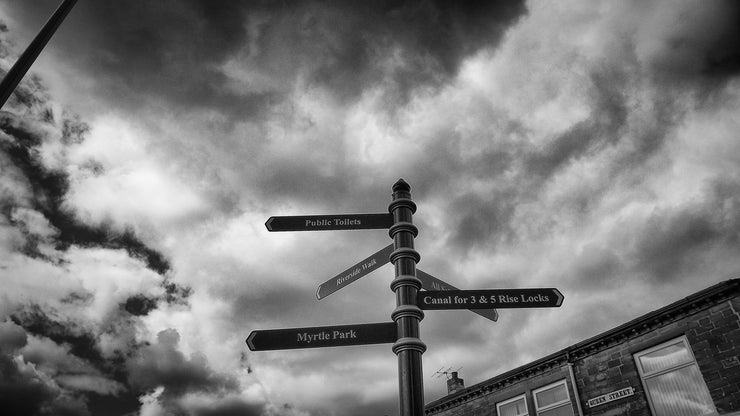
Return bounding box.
[575,298,740,416]
[428,366,579,416]
[689,299,740,414]
[426,283,739,416]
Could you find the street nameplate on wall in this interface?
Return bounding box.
[587,387,635,408]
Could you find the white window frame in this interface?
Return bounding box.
[633,335,717,416]
[533,379,573,415]
[496,393,529,416]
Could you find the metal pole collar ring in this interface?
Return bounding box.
[390,274,422,292]
[390,247,421,264]
[391,304,424,321]
[389,221,419,238]
[392,337,427,355]
[388,198,417,214]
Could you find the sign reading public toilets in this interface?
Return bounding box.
[246,322,397,351]
[265,213,393,231]
[418,288,563,310]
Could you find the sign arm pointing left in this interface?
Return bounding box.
[265,213,393,232]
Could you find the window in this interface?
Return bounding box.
[497,394,528,416]
[533,380,574,416]
[634,336,717,416]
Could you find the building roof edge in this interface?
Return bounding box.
[425,278,739,413]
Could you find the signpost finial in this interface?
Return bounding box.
[393,178,410,192]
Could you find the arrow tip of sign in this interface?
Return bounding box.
[246,332,257,351]
[264,217,274,231]
[555,289,564,306]
[316,286,323,301]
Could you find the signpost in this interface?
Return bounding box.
[250,179,565,416]
[418,289,564,310]
[246,322,397,351]
[316,244,394,300]
[265,213,392,231]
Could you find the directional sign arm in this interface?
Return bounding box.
[316,244,394,300]
[265,213,393,232]
[246,322,397,351]
[418,288,564,310]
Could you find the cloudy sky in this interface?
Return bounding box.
[1,0,739,415]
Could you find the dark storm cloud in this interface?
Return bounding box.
[13,0,526,118]
[10,304,105,367]
[127,328,238,395]
[279,0,528,102]
[0,108,170,273]
[0,320,91,416]
[122,294,158,316]
[121,280,193,317]
[0,354,91,416]
[0,53,172,274]
[643,0,740,83]
[127,329,267,416]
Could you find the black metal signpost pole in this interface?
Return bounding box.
[388,179,425,416]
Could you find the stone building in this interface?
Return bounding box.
[425,279,740,416]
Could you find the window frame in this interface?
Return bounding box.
[532,379,573,415]
[496,393,529,416]
[633,335,717,416]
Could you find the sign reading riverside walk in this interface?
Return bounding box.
[418,288,564,310]
[246,322,397,351]
[265,213,393,231]
[316,244,394,300]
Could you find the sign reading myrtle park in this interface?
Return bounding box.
[247,322,397,351]
[248,180,564,416]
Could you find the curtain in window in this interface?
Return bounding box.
[638,340,693,375]
[645,365,717,416]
